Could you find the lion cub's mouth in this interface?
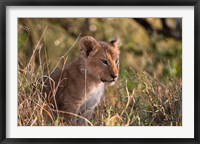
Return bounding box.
[101,79,116,86]
[101,79,116,83]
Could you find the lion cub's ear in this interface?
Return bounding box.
[110,37,121,49]
[79,36,99,58]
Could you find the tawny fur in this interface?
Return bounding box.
[42,36,120,125]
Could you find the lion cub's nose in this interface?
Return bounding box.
[111,74,118,80]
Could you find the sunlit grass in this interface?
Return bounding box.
[18,44,182,126]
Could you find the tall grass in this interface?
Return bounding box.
[90,69,182,126]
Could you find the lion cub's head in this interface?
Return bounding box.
[79,36,120,85]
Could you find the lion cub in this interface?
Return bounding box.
[43,36,120,125]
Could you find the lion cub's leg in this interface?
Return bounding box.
[77,103,96,126]
[77,95,101,125]
[61,99,82,126]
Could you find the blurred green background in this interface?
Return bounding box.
[18,18,182,79]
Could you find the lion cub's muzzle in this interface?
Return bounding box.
[110,73,118,81]
[101,73,118,83]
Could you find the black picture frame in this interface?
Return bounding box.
[0,0,199,144]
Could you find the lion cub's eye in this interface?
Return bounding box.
[101,59,108,66]
[116,60,119,65]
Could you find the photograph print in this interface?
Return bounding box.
[18,18,182,126]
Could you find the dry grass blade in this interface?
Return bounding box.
[27,25,48,72]
[120,83,135,117]
[50,109,93,126]
[30,117,38,126]
[27,98,55,124]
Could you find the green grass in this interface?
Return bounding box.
[91,69,182,126]
[18,61,182,126]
